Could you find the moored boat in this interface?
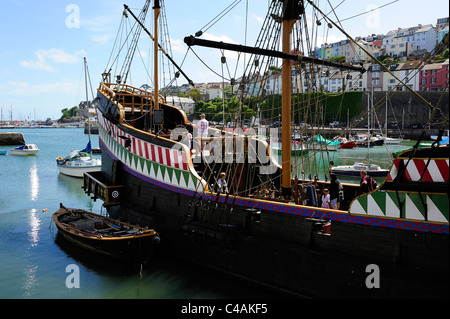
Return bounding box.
[271,141,308,156]
[56,58,101,178]
[10,144,39,155]
[52,203,160,262]
[83,0,449,298]
[56,149,102,178]
[330,162,389,177]
[334,137,356,149]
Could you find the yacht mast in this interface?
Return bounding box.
[84,57,92,156]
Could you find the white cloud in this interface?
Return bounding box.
[251,14,264,24]
[91,34,110,43]
[203,32,237,44]
[170,38,186,54]
[1,80,78,96]
[202,32,240,61]
[20,49,85,72]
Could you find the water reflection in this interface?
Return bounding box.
[30,164,39,201]
[28,208,40,247]
[23,208,41,297]
[22,264,38,298]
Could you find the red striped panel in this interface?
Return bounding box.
[173,151,180,169]
[436,159,449,182]
[150,144,156,162]
[137,139,143,157]
[181,152,188,170]
[144,142,149,160]
[414,159,433,182]
[165,149,171,167]
[158,147,164,165]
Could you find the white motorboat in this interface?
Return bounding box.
[384,137,403,144]
[57,147,101,178]
[374,134,403,144]
[330,162,389,177]
[10,144,39,155]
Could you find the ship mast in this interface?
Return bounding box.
[183,0,364,196]
[280,0,303,197]
[153,0,160,111]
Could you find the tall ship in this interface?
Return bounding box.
[84,0,449,298]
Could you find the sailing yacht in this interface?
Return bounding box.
[81,0,448,298]
[332,90,389,176]
[57,57,101,178]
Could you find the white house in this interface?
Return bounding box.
[384,24,437,57]
[385,37,415,59]
[165,96,195,114]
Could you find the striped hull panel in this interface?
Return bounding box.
[97,113,202,192]
[96,113,448,235]
[100,136,449,235]
[350,190,449,226]
[387,158,449,182]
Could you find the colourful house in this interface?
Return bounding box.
[419,59,449,91]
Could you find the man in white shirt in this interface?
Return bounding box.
[197,113,208,150]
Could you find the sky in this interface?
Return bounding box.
[0,0,448,121]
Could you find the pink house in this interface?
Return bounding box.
[419,60,449,91]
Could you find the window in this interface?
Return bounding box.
[422,78,427,84]
[431,77,437,84]
[389,79,395,84]
[372,65,381,71]
[372,72,379,78]
[372,79,379,85]
[431,69,437,75]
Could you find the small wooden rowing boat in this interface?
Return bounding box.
[53,203,160,262]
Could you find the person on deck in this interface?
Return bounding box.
[197,113,209,150]
[359,170,376,194]
[329,174,342,209]
[216,172,229,194]
[320,188,331,209]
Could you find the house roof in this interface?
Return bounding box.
[398,60,422,70]
[422,62,444,70]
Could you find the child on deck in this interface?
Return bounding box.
[321,188,332,209]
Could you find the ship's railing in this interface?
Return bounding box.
[82,171,123,206]
[98,82,166,116]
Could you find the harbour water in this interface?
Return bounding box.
[0,128,287,299]
[0,128,417,299]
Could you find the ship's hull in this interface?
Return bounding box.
[97,136,449,299]
[93,84,448,298]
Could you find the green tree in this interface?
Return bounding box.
[188,88,201,101]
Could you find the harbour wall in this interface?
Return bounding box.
[0,132,26,145]
[328,91,448,140]
[362,91,448,128]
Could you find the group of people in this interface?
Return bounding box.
[321,170,377,210]
[320,174,342,210]
[198,114,380,208]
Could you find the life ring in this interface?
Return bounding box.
[57,156,63,160]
